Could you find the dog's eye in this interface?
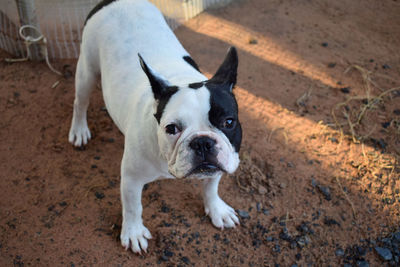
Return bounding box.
[222,118,236,129]
[165,124,180,135]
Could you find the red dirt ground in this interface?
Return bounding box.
[1,0,400,266]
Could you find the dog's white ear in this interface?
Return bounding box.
[138,54,174,100]
[208,47,238,90]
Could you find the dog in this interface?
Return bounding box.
[69,0,242,253]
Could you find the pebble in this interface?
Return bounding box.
[161,204,170,213]
[95,192,104,199]
[317,185,331,201]
[279,228,292,241]
[394,109,400,115]
[393,232,400,242]
[323,217,340,226]
[356,260,369,267]
[262,208,270,215]
[327,62,336,68]
[374,247,393,261]
[237,210,250,219]
[181,256,190,265]
[265,236,274,242]
[340,87,350,94]
[311,178,318,187]
[335,248,344,256]
[321,42,329,47]
[273,244,281,253]
[248,38,258,44]
[297,222,314,235]
[287,162,294,168]
[258,185,268,194]
[381,121,390,129]
[256,202,262,212]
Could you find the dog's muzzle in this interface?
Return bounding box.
[184,136,225,178]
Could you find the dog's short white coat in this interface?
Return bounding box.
[69,0,240,253]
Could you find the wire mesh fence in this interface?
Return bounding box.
[0,0,232,59]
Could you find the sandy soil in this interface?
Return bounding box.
[1,0,400,266]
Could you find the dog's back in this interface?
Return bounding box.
[79,0,205,132]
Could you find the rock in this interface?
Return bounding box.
[273,244,281,253]
[161,203,170,213]
[323,217,340,227]
[248,38,258,44]
[335,248,344,256]
[279,228,292,241]
[181,256,190,265]
[317,185,331,201]
[393,232,400,242]
[258,185,268,194]
[237,210,250,219]
[95,192,104,199]
[327,63,336,68]
[163,249,174,259]
[381,122,390,129]
[256,202,262,212]
[375,247,393,261]
[321,42,328,47]
[311,178,318,187]
[356,260,369,267]
[265,236,274,242]
[340,87,350,94]
[262,208,270,215]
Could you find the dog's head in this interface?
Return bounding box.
[139,47,241,179]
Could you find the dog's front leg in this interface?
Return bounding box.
[202,175,240,229]
[120,167,152,254]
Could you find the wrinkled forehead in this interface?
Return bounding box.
[161,86,211,126]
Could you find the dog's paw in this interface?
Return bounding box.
[120,222,152,254]
[205,197,240,229]
[68,122,91,147]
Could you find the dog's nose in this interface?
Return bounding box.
[189,136,216,158]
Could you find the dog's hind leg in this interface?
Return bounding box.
[69,55,96,147]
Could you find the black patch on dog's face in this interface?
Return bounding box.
[183,56,201,72]
[154,86,178,123]
[85,0,117,25]
[205,47,241,152]
[205,82,242,152]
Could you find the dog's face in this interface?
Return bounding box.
[139,47,241,179]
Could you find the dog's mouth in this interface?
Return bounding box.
[184,162,224,178]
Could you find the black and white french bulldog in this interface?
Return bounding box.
[69,0,242,253]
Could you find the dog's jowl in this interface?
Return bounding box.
[69,0,242,253]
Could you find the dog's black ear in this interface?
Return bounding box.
[138,54,173,100]
[208,47,238,91]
